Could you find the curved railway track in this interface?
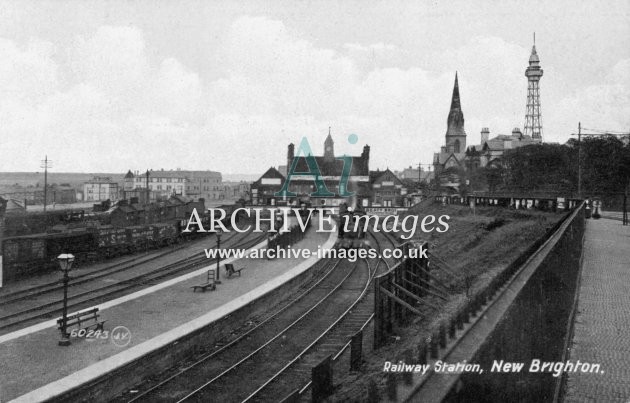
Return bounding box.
[368,230,399,271]
[119,256,365,402]
[0,232,267,333]
[381,228,399,250]
[249,233,396,402]
[120,234,397,403]
[244,258,387,402]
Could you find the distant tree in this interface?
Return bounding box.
[498,138,630,197]
[577,136,630,195]
[438,166,464,194]
[502,143,576,194]
[479,165,505,193]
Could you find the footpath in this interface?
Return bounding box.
[564,218,630,402]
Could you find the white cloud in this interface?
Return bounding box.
[68,26,149,97]
[0,26,206,172]
[0,15,628,175]
[0,38,58,102]
[549,58,630,140]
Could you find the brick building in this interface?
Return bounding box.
[124,169,223,201]
[369,168,407,207]
[251,132,372,208]
[83,177,119,202]
[250,167,285,206]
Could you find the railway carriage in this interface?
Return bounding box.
[1,235,49,281]
[96,225,129,257]
[45,230,97,265]
[1,197,243,283]
[152,222,180,246]
[1,230,96,281]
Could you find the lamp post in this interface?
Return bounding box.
[215,229,223,284]
[58,253,74,346]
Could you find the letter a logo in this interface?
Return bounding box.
[275,137,334,197]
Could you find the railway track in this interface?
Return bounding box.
[0,232,266,333]
[118,255,367,403]
[368,230,399,272]
[244,258,385,402]
[112,230,400,402]
[381,227,399,250]
[0,231,243,305]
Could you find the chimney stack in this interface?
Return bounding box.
[287,143,295,168]
[481,127,490,144]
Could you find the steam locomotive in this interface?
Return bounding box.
[337,203,370,249]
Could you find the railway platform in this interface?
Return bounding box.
[564,218,630,401]
[0,226,336,402]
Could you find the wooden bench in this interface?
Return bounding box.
[191,282,216,292]
[225,263,245,278]
[192,269,217,292]
[57,307,106,334]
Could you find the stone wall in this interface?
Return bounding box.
[447,206,585,401]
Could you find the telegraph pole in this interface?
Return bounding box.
[145,169,150,203]
[577,122,582,199]
[40,156,52,212]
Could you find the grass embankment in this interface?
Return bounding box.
[329,202,566,402]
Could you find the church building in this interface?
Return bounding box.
[432,73,468,191]
[433,40,545,193]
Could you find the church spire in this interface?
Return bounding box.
[450,71,461,111]
[446,72,466,138]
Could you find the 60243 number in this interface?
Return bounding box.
[69,329,109,339]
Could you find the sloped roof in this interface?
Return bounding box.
[130,203,145,211]
[434,151,466,166]
[370,168,404,186]
[116,206,136,214]
[252,167,285,186]
[471,132,540,152]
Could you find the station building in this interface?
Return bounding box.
[249,132,412,209]
[250,132,372,208]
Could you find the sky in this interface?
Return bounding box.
[0,0,628,175]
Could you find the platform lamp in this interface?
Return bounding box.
[215,229,223,284]
[57,253,75,346]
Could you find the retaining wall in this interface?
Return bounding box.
[444,205,585,401]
